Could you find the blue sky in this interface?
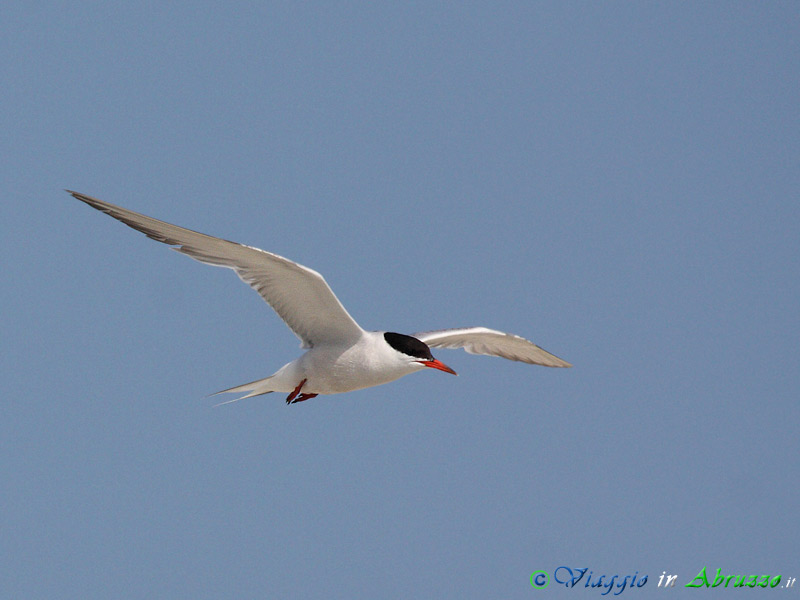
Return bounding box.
[2,2,798,598]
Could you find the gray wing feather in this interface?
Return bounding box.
[68,191,363,348]
[414,327,571,368]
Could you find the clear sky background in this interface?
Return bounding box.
[2,2,798,598]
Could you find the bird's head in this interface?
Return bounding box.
[383,332,457,375]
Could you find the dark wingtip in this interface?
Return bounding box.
[66,189,88,203]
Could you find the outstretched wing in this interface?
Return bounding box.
[414,327,571,367]
[68,191,364,349]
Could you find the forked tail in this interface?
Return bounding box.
[211,376,275,405]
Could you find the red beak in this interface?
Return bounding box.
[419,358,457,375]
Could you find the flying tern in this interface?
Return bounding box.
[67,191,571,404]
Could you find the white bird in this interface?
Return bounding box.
[67,191,571,404]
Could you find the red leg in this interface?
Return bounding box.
[286,379,307,404]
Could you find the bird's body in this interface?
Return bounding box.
[222,331,443,399]
[67,191,570,404]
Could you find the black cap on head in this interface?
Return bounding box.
[383,332,434,361]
